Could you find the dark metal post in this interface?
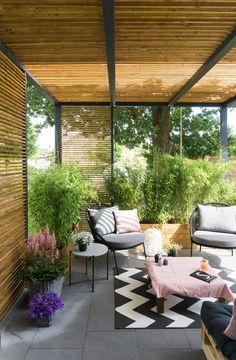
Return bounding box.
[55,103,62,164]
[220,106,228,162]
[102,0,115,105]
[111,105,114,166]
[24,73,28,240]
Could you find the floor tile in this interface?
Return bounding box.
[137,349,206,360]
[1,330,31,360]
[135,329,190,350]
[24,348,82,360]
[82,331,137,360]
[184,329,202,350]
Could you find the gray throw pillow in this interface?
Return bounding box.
[198,204,236,233]
[88,206,118,236]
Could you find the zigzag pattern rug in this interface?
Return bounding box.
[114,267,236,329]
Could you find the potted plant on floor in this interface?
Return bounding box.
[29,163,97,250]
[22,228,67,297]
[28,291,64,327]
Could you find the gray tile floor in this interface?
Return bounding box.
[1,247,235,360]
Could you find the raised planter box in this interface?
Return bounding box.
[140,223,191,249]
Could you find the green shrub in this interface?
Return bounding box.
[29,163,97,248]
[105,165,144,210]
[141,155,229,223]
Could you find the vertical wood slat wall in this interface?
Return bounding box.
[0,51,27,319]
[61,106,111,229]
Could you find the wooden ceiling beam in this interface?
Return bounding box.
[102,0,115,106]
[59,101,222,107]
[168,27,236,107]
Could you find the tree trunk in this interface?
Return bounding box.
[152,106,171,172]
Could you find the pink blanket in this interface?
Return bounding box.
[146,257,235,302]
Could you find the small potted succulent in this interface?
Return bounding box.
[28,291,64,327]
[200,258,209,271]
[164,240,183,257]
[73,231,93,252]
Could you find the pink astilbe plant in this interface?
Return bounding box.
[26,228,59,264]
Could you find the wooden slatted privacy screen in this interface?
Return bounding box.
[0,51,27,319]
[61,106,111,229]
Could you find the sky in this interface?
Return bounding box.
[34,107,236,150]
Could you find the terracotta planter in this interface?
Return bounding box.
[140,223,191,249]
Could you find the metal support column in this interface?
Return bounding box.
[111,105,114,166]
[55,103,62,164]
[220,106,228,162]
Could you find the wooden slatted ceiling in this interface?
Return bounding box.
[0,0,109,102]
[0,51,27,320]
[1,0,236,103]
[23,64,109,102]
[116,0,236,103]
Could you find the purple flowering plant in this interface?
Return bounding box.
[28,291,64,320]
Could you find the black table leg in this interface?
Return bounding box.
[107,251,109,280]
[92,256,95,292]
[69,250,72,286]
[85,257,88,275]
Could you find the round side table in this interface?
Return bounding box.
[69,243,108,292]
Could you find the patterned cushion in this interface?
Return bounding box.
[88,206,118,236]
[113,209,141,234]
[224,299,236,340]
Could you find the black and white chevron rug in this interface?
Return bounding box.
[114,267,236,329]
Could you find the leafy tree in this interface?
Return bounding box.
[115,106,226,158]
[27,120,38,158]
[171,108,220,158]
[26,79,54,158]
[27,79,54,130]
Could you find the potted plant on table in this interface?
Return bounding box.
[73,231,93,252]
[164,240,183,257]
[22,228,67,297]
[28,291,64,327]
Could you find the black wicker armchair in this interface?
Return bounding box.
[189,202,236,256]
[86,205,146,275]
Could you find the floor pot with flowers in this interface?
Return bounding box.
[28,291,64,327]
[73,231,93,252]
[23,228,68,298]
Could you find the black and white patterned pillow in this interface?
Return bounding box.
[88,206,118,236]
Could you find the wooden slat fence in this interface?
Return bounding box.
[0,51,27,319]
[61,106,111,230]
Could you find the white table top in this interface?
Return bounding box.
[72,243,108,257]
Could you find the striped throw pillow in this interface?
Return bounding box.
[88,206,118,236]
[113,209,141,234]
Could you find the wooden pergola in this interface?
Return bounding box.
[1,0,236,318]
